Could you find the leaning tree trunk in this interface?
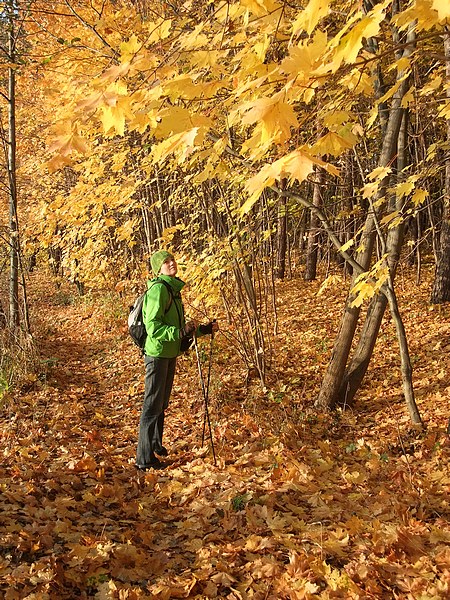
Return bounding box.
[337,110,408,406]
[315,25,415,410]
[7,2,19,329]
[431,28,450,304]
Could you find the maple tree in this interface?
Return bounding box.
[1,2,450,403]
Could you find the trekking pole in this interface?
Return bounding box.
[201,323,215,446]
[193,331,217,466]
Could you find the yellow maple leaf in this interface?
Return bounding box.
[401,86,415,108]
[292,0,330,36]
[46,154,73,173]
[393,180,415,198]
[362,181,379,199]
[340,68,374,95]
[431,0,450,21]
[101,106,125,136]
[120,34,142,62]
[328,1,389,71]
[380,210,400,226]
[155,106,211,139]
[420,74,442,96]
[242,150,324,214]
[367,165,392,181]
[240,0,281,17]
[48,133,89,157]
[412,188,428,206]
[323,111,352,128]
[151,128,199,164]
[438,100,450,119]
[312,129,357,156]
[99,62,131,83]
[148,18,172,44]
[180,24,208,50]
[281,31,327,80]
[283,150,315,182]
[241,93,298,146]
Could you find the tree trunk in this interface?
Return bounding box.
[8,2,19,329]
[304,168,323,281]
[315,25,415,410]
[337,111,408,406]
[276,180,288,279]
[431,29,450,304]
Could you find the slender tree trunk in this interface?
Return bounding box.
[8,2,19,329]
[383,281,422,424]
[276,180,287,279]
[431,29,450,304]
[304,168,323,281]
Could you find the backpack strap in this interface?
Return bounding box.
[148,279,173,314]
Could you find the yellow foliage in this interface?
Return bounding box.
[420,74,443,96]
[281,30,328,85]
[241,0,282,18]
[47,133,89,158]
[327,1,390,72]
[394,0,440,31]
[242,149,338,214]
[151,128,200,164]
[431,0,450,21]
[438,101,450,119]
[367,166,392,181]
[180,24,209,50]
[412,188,429,206]
[351,258,390,308]
[292,0,330,36]
[147,18,172,44]
[101,105,125,136]
[155,106,211,139]
[312,129,358,157]
[240,93,298,148]
[119,34,142,62]
[339,68,374,95]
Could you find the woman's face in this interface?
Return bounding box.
[160,257,177,277]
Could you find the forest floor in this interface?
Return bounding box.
[1,264,450,599]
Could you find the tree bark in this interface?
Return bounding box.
[337,110,408,406]
[276,180,288,279]
[431,29,450,304]
[8,1,19,329]
[304,168,323,281]
[315,25,415,410]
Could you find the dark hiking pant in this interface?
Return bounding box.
[136,356,176,466]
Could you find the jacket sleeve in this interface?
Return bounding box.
[143,284,180,342]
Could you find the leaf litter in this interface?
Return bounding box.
[1,267,449,599]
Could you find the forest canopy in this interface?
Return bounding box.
[1,0,450,406]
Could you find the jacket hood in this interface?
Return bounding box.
[147,274,185,294]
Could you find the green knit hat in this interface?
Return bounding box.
[150,250,174,276]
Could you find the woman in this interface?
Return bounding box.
[135,250,218,470]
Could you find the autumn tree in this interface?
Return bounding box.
[11,0,450,399]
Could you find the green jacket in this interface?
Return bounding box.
[142,275,186,358]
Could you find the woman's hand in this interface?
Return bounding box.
[199,320,219,335]
[180,320,198,338]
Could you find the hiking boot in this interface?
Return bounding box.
[154,446,168,457]
[135,456,166,471]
